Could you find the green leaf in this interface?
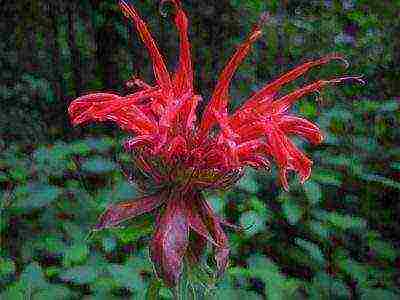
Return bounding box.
[308,220,331,240]
[70,141,91,156]
[107,264,145,291]
[13,183,62,210]
[63,243,89,267]
[0,171,9,182]
[360,288,399,300]
[368,240,397,262]
[0,257,16,276]
[9,166,28,183]
[145,279,163,299]
[294,238,325,265]
[312,170,342,187]
[232,255,302,300]
[391,162,400,171]
[59,265,98,285]
[102,237,117,253]
[84,137,115,153]
[359,174,400,190]
[282,200,303,225]
[314,211,367,231]
[112,181,139,202]
[240,211,265,236]
[309,272,350,299]
[33,285,72,300]
[237,169,259,193]
[212,288,263,299]
[0,284,25,300]
[303,181,322,205]
[337,257,369,288]
[20,262,47,293]
[81,157,117,174]
[378,100,399,112]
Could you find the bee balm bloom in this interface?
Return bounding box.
[68,0,363,286]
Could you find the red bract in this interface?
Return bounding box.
[68,0,363,286]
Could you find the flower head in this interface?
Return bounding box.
[68,0,363,286]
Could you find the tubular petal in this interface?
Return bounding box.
[263,76,364,115]
[68,93,121,120]
[200,15,266,136]
[240,54,350,109]
[69,90,162,134]
[278,115,323,145]
[119,0,172,94]
[265,125,313,189]
[162,0,193,97]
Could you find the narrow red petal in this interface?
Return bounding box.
[265,125,313,189]
[150,197,189,286]
[95,195,163,230]
[163,0,193,96]
[199,14,267,137]
[266,76,364,115]
[264,125,291,190]
[281,134,313,184]
[239,54,349,111]
[119,0,172,95]
[68,93,121,121]
[68,90,160,134]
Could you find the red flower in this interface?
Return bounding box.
[68,0,363,286]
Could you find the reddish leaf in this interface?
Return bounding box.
[199,196,229,276]
[95,195,162,230]
[150,198,189,286]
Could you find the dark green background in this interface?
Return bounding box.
[1,0,399,299]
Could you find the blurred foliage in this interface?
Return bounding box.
[1,0,400,299]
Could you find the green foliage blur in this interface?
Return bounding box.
[1,0,399,298]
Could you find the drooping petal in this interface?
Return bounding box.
[150,197,189,286]
[162,0,193,96]
[68,93,120,121]
[199,14,267,137]
[68,90,160,134]
[282,135,313,184]
[265,125,313,190]
[264,126,292,190]
[95,195,163,230]
[119,0,172,95]
[239,54,350,110]
[278,115,323,145]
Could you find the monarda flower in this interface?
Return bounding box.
[68,0,363,287]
